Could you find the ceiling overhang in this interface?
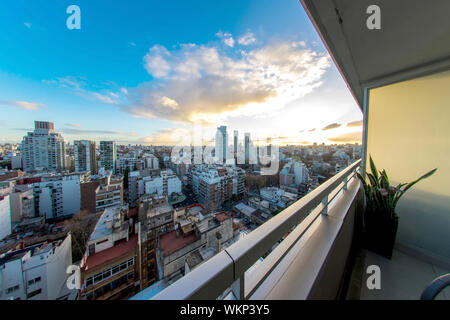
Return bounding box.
[300,0,450,109]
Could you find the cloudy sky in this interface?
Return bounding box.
[0,0,362,146]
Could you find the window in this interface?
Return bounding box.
[85,277,94,287]
[112,265,120,275]
[85,292,94,300]
[94,274,103,283]
[96,239,108,245]
[127,271,134,280]
[27,288,42,299]
[102,269,111,279]
[127,258,134,267]
[6,285,19,294]
[28,276,42,286]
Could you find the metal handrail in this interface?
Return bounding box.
[150,159,361,300]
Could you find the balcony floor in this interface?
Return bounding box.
[355,249,450,300]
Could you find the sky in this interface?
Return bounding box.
[0,0,362,146]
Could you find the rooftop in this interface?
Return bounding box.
[160,230,198,256]
[89,206,122,241]
[83,234,137,272]
[215,212,232,222]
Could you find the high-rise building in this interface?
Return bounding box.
[244,133,251,165]
[21,121,65,172]
[215,126,228,164]
[99,141,116,173]
[74,140,97,174]
[233,130,238,162]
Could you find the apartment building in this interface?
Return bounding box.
[21,121,65,173]
[191,165,245,211]
[279,160,309,189]
[143,169,182,198]
[95,177,123,213]
[117,156,145,174]
[74,140,97,174]
[80,175,108,214]
[0,234,75,300]
[9,184,35,222]
[99,141,116,174]
[79,205,138,300]
[32,173,81,219]
[137,195,175,290]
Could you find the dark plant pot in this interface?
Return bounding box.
[363,212,398,260]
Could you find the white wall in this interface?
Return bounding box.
[0,195,12,240]
[145,177,163,196]
[0,255,28,300]
[367,70,450,260]
[167,177,181,196]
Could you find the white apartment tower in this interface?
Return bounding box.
[74,140,97,174]
[21,121,66,172]
[99,141,116,173]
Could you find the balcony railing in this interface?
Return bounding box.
[141,159,362,300]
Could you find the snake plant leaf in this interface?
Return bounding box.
[393,168,437,207]
[369,155,379,183]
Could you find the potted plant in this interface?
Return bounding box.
[356,156,437,259]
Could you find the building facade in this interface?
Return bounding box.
[0,234,74,300]
[74,140,97,174]
[21,121,65,173]
[99,141,116,174]
[32,173,81,219]
[79,206,139,300]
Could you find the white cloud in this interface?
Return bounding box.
[123,36,331,125]
[24,22,32,29]
[144,45,172,77]
[216,31,235,47]
[0,100,44,110]
[238,32,256,45]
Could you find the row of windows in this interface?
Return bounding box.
[6,285,20,294]
[27,276,42,287]
[85,271,134,300]
[84,258,134,287]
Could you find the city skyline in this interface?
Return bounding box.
[0,0,362,146]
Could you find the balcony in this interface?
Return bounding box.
[132,0,450,300]
[133,160,363,299]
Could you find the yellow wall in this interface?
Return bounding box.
[367,69,450,261]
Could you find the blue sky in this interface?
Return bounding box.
[0,0,362,145]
